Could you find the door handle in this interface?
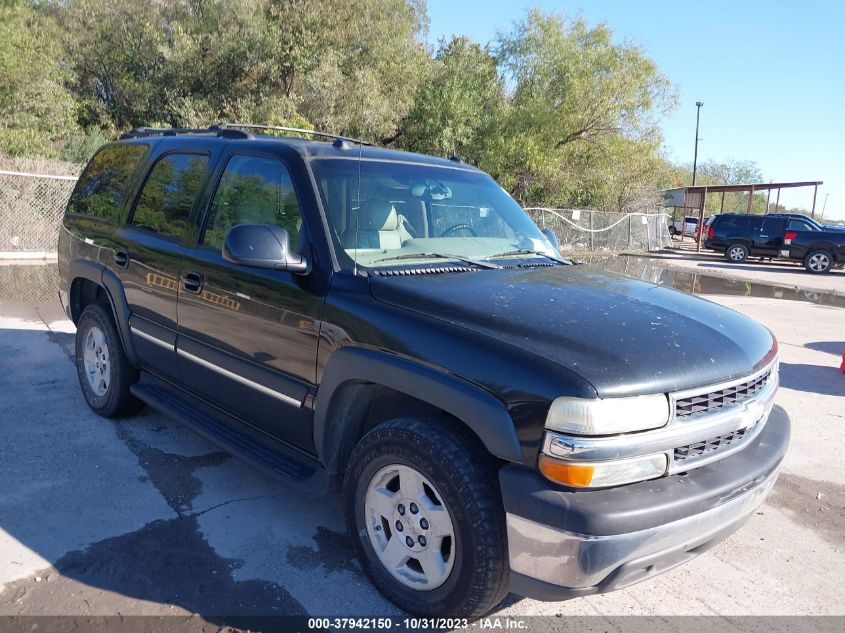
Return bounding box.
[181,271,204,294]
[114,249,129,268]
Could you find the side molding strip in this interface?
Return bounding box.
[176,348,302,408]
[130,326,175,352]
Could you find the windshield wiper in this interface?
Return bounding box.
[484,249,572,265]
[373,252,501,269]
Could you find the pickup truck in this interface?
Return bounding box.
[57,125,789,617]
[705,213,844,272]
[782,226,845,273]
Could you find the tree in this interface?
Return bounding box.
[479,10,676,209]
[0,0,78,157]
[299,0,430,140]
[395,36,504,161]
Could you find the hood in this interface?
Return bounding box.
[369,265,776,397]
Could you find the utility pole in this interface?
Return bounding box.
[691,101,703,186]
[822,193,829,217]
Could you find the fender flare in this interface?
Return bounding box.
[313,346,524,468]
[68,259,138,365]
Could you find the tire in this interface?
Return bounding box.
[726,243,749,263]
[803,249,833,274]
[75,303,143,417]
[343,417,509,618]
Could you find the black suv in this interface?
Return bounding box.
[58,125,789,617]
[705,213,845,272]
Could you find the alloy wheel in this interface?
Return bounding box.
[364,464,456,591]
[82,325,110,396]
[808,253,830,272]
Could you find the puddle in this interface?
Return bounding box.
[2,259,842,311]
[586,256,845,307]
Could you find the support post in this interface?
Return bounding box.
[628,214,633,249]
[775,188,781,211]
[697,187,706,253]
[747,185,755,213]
[812,184,818,218]
[720,191,725,212]
[766,188,771,212]
[589,211,594,251]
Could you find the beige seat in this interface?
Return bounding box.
[343,198,412,249]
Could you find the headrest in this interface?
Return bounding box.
[359,199,399,231]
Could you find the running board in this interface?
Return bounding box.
[131,374,330,495]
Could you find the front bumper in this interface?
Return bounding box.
[501,405,790,601]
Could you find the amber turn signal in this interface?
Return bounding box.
[538,455,595,487]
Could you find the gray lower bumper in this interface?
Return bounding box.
[507,465,779,600]
[503,407,789,601]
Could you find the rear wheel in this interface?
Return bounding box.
[344,417,509,617]
[726,243,749,263]
[75,303,143,417]
[804,249,833,274]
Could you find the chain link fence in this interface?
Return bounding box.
[525,207,672,254]
[0,158,82,254]
[0,160,671,256]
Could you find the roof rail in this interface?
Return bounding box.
[220,123,372,146]
[120,125,251,140]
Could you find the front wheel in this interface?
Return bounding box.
[804,249,834,274]
[344,417,509,617]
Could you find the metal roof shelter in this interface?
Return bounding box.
[663,180,824,252]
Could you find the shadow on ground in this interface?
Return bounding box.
[778,362,845,397]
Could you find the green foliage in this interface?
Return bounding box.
[0,0,79,157]
[479,10,676,209]
[395,37,503,159]
[5,1,779,215]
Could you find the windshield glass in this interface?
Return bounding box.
[309,158,556,269]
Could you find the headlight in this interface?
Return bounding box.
[539,453,668,488]
[545,394,670,436]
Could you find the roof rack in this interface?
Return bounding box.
[119,123,372,147]
[220,123,372,146]
[120,125,251,140]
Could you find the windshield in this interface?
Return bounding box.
[309,158,556,269]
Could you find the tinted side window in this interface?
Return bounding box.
[762,218,785,234]
[67,144,149,221]
[131,153,209,239]
[202,155,303,252]
[788,219,816,232]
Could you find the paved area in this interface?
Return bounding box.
[0,262,843,628]
[631,240,845,297]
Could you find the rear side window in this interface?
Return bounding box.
[762,218,785,234]
[67,144,148,221]
[788,219,817,232]
[130,153,209,240]
[721,216,760,230]
[202,154,303,252]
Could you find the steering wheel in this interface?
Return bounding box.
[439,223,477,237]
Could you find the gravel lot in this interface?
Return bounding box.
[0,261,843,631]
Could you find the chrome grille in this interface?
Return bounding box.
[675,368,772,417]
[674,427,750,462]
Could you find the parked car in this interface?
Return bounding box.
[705,213,844,272]
[58,125,789,617]
[765,212,845,232]
[781,220,845,273]
[670,215,699,236]
[704,214,790,262]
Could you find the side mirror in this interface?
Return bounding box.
[542,227,560,251]
[222,224,307,273]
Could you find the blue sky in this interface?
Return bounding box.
[426,0,845,220]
